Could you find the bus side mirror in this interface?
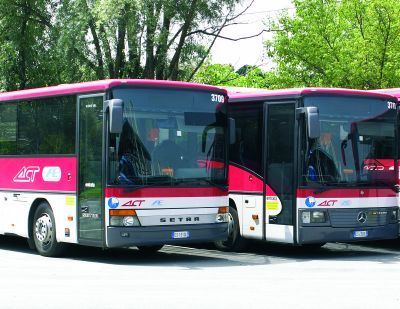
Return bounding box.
[229,118,236,144]
[305,106,320,139]
[107,99,124,134]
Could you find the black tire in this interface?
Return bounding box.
[137,245,164,254]
[32,202,66,257]
[214,206,246,252]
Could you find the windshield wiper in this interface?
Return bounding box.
[198,178,227,191]
[312,185,332,194]
[114,175,174,189]
[329,180,399,192]
[115,175,227,191]
[368,180,400,193]
[302,179,332,194]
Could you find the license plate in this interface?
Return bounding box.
[172,231,190,239]
[353,230,368,238]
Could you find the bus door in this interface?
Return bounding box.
[264,101,297,243]
[77,94,105,246]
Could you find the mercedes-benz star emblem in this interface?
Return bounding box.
[357,212,367,224]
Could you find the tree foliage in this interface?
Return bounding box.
[266,0,400,89]
[0,0,244,90]
[194,63,269,88]
[0,0,58,90]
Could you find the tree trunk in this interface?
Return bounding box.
[155,6,172,80]
[18,1,29,90]
[167,0,198,80]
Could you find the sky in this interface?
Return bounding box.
[211,0,294,70]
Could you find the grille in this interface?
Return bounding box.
[329,208,390,228]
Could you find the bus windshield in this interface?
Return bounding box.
[108,87,227,187]
[302,95,397,188]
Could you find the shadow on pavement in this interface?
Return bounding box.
[0,235,263,268]
[1,235,400,267]
[192,238,400,264]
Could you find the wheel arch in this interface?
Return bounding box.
[228,197,244,236]
[229,198,237,210]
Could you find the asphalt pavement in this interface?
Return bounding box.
[1,236,399,309]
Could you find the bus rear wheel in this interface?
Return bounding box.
[214,206,246,252]
[32,202,66,257]
[137,245,164,254]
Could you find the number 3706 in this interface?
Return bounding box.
[387,101,396,109]
[211,94,225,103]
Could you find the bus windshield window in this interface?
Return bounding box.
[108,88,227,187]
[303,96,397,187]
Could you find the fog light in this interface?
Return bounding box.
[302,211,311,224]
[311,211,326,223]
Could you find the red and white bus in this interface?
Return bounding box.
[373,88,400,225]
[215,88,399,251]
[0,79,230,256]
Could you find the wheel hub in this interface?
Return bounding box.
[35,214,53,244]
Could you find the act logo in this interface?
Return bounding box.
[305,196,316,208]
[122,200,145,207]
[318,200,338,207]
[108,197,120,209]
[13,166,40,183]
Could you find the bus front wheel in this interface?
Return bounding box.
[214,206,246,252]
[32,202,66,257]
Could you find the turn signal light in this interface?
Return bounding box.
[252,214,259,220]
[110,209,137,216]
[218,207,229,214]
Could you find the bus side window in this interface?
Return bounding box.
[0,103,17,155]
[229,102,263,176]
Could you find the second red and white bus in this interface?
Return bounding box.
[0,79,230,256]
[215,88,399,250]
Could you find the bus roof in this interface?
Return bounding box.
[0,79,226,102]
[371,88,400,99]
[225,87,396,101]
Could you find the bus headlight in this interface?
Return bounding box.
[302,211,311,224]
[301,211,327,224]
[311,211,326,223]
[216,214,229,223]
[123,216,140,227]
[109,209,141,227]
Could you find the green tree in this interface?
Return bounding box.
[194,63,268,88]
[0,0,251,90]
[54,0,244,82]
[266,0,400,89]
[0,0,57,90]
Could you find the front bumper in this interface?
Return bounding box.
[298,223,399,244]
[106,223,229,248]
